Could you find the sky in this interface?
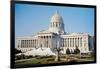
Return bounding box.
[15,4,95,36]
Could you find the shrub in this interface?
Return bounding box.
[66,48,71,54]
[46,58,54,61]
[15,48,22,54]
[73,46,80,54]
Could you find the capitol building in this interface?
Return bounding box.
[15,11,94,55]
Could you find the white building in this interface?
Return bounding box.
[16,11,93,55]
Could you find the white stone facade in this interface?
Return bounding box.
[16,11,93,54]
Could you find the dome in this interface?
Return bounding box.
[50,10,63,23]
[49,10,65,35]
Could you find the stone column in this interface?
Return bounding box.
[49,36,52,48]
[73,38,74,47]
[48,36,49,48]
[46,36,47,48]
[42,36,44,48]
[69,38,70,47]
[68,38,69,47]
[77,38,79,47]
[79,38,80,48]
[47,36,49,48]
[66,38,67,47]
[76,38,78,47]
[51,36,52,48]
[70,38,72,47]
[39,36,40,48]
[74,38,75,48]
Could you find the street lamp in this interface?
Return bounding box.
[54,41,62,61]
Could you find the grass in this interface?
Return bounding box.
[15,56,55,65]
[15,55,95,66]
[16,59,39,64]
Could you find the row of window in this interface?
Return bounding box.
[51,22,61,27]
[18,38,85,48]
[38,36,54,39]
[19,40,38,48]
[62,38,82,47]
[19,39,50,48]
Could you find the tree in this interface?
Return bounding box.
[66,48,70,54]
[74,46,80,54]
[15,48,22,54]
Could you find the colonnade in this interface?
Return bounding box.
[62,37,82,48]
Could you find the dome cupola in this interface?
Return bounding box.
[49,10,65,34]
[50,10,63,23]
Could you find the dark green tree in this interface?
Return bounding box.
[74,46,80,54]
[15,48,22,54]
[66,48,70,54]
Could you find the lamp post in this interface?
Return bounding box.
[54,41,62,61]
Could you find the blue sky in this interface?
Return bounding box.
[15,4,94,36]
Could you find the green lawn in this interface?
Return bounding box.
[15,55,95,65]
[15,57,55,65]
